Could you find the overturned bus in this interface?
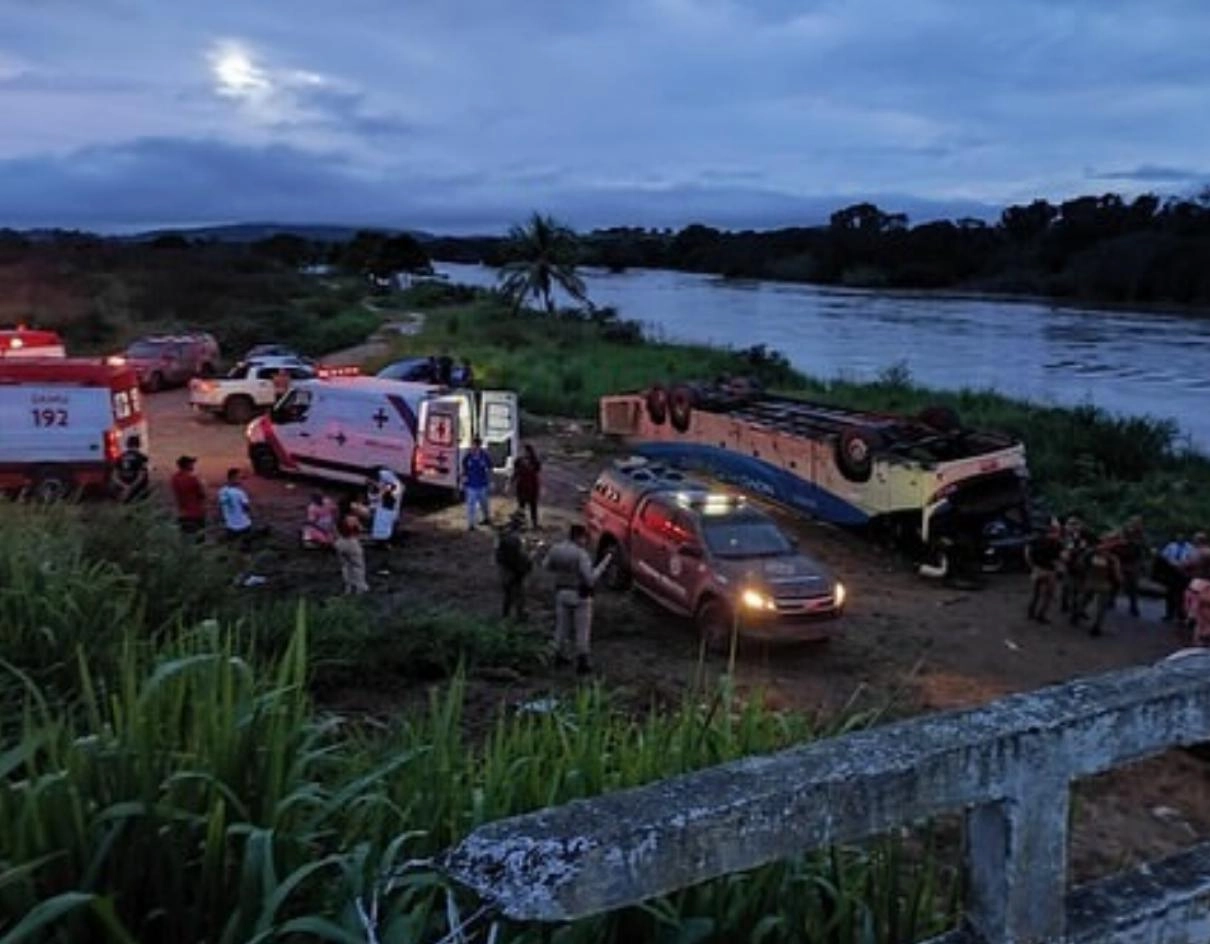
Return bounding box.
[598,380,1032,575]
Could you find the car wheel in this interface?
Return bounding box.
[646,383,669,425]
[695,598,736,655]
[145,371,164,393]
[250,445,280,478]
[224,395,255,424]
[30,468,73,503]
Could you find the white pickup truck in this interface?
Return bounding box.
[190,356,316,423]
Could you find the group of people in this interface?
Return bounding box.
[301,468,405,594]
[170,455,266,546]
[1026,514,1210,643]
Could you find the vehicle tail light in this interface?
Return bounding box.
[103,429,121,463]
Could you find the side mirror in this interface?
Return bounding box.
[679,544,703,559]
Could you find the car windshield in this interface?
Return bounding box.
[126,341,167,357]
[226,362,251,378]
[378,359,427,380]
[702,517,794,558]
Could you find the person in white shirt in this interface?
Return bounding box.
[1158,532,1198,622]
[368,468,404,544]
[218,467,258,546]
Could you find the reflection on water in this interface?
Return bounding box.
[438,262,1210,451]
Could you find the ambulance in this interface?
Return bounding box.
[0,358,147,499]
[245,371,520,495]
[0,327,66,359]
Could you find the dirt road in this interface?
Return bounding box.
[139,385,1209,881]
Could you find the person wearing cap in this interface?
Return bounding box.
[171,455,205,537]
[495,510,539,620]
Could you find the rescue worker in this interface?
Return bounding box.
[495,510,537,620]
[1079,531,1123,637]
[171,455,206,538]
[110,433,150,503]
[543,524,612,676]
[1025,519,1063,623]
[1060,516,1087,617]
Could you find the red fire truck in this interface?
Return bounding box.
[0,327,66,359]
[0,358,147,499]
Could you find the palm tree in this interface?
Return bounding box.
[498,213,589,315]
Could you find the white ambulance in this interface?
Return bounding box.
[0,358,148,499]
[245,373,520,494]
[0,327,66,359]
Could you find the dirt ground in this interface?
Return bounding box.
[138,386,1209,884]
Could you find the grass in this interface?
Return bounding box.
[382,285,1210,536]
[0,504,960,942]
[0,619,960,943]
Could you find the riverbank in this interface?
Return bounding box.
[384,283,1210,535]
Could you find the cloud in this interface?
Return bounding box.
[0,136,998,233]
[1089,164,1210,182]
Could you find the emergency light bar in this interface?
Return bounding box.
[316,365,361,379]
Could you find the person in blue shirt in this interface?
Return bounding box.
[462,436,493,530]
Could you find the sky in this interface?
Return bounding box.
[0,0,1207,233]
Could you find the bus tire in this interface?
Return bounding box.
[646,384,669,426]
[224,395,256,424]
[918,404,961,432]
[250,445,280,478]
[669,384,696,433]
[835,428,879,482]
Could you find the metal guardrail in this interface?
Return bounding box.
[442,650,1210,944]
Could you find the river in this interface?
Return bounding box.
[435,262,1210,452]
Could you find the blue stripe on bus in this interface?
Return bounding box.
[631,441,870,527]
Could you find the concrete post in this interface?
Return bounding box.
[964,778,1069,944]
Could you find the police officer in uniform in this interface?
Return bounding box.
[543,524,612,676]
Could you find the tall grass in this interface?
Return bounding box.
[1,620,960,943]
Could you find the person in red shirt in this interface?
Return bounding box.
[171,455,206,537]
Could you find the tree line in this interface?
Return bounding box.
[428,190,1210,308]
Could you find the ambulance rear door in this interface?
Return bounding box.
[477,390,520,475]
[415,395,462,492]
[0,383,110,465]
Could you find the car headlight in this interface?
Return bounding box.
[741,588,777,611]
[834,582,847,608]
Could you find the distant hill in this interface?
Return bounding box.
[123,223,435,244]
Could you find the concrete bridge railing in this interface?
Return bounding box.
[442,650,1210,944]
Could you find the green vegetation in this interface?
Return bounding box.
[427,190,1210,309]
[0,506,959,943]
[386,284,1210,535]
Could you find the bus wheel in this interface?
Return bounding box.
[250,445,280,478]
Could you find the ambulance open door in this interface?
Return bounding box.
[478,391,519,475]
[415,397,461,493]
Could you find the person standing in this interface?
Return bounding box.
[1112,516,1148,618]
[1059,515,1084,615]
[171,455,206,537]
[462,437,493,530]
[1080,533,1123,637]
[496,510,536,620]
[513,443,542,529]
[110,433,150,503]
[369,468,404,543]
[1157,532,1197,622]
[543,524,612,676]
[333,499,369,594]
[451,357,474,388]
[1025,520,1063,624]
[217,467,258,546]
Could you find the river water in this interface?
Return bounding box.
[436,262,1210,452]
